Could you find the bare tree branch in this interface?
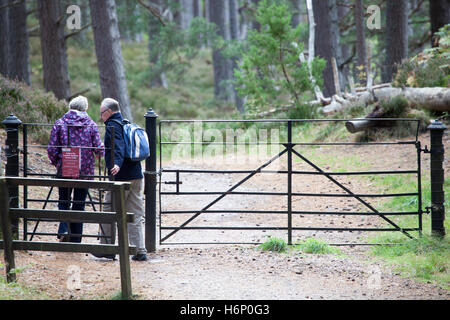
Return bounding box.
[65,23,92,40]
[0,0,24,11]
[136,0,166,26]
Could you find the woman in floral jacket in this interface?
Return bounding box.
[47,96,104,243]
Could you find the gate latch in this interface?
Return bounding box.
[163,171,182,193]
[421,145,430,154]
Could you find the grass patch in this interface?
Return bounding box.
[294,238,340,254]
[258,237,340,255]
[370,236,450,288]
[366,173,450,288]
[0,263,49,300]
[258,237,288,253]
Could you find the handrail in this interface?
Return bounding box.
[0,177,135,299]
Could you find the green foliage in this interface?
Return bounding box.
[0,75,67,143]
[258,236,288,253]
[394,25,450,88]
[380,96,409,117]
[294,238,339,254]
[234,0,325,114]
[148,17,220,85]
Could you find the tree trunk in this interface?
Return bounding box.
[229,0,244,112]
[338,1,350,86]
[180,0,194,29]
[251,0,261,31]
[89,0,133,121]
[148,0,167,88]
[383,0,408,83]
[209,0,232,101]
[38,0,71,100]
[0,0,10,77]
[313,0,341,98]
[345,104,393,133]
[290,0,304,27]
[7,0,30,85]
[354,0,366,83]
[430,0,450,47]
[193,0,202,18]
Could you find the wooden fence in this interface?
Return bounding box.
[0,177,136,299]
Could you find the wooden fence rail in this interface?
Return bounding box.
[0,177,136,299]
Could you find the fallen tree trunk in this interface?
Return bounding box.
[321,86,450,114]
[345,104,394,133]
[255,86,449,118]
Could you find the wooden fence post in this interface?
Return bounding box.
[114,183,132,299]
[0,178,16,283]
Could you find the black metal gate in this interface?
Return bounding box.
[159,119,424,246]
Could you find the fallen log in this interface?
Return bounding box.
[254,86,449,119]
[321,86,450,115]
[345,103,394,133]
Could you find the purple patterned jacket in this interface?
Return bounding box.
[47,110,104,179]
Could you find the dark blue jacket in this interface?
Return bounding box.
[104,112,143,181]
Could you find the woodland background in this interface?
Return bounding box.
[0,0,449,133]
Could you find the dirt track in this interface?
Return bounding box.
[0,129,449,300]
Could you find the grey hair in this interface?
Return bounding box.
[69,96,89,112]
[101,98,120,112]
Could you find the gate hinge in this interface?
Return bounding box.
[424,206,432,214]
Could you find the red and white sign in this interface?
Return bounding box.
[61,147,81,178]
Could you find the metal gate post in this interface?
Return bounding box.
[287,121,293,245]
[145,108,158,252]
[2,114,21,239]
[428,120,447,238]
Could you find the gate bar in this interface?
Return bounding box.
[291,148,414,239]
[160,191,418,197]
[162,169,418,175]
[160,148,288,243]
[160,210,420,216]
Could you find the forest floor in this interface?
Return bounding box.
[0,128,449,300]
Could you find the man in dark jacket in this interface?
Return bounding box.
[96,98,147,261]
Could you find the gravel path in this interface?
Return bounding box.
[1,130,449,300]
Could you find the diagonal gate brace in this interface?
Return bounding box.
[291,148,414,239]
[160,148,289,242]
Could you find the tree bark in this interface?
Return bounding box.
[148,0,167,88]
[0,0,10,77]
[383,0,408,83]
[193,0,202,18]
[345,104,393,133]
[180,0,194,29]
[89,0,133,121]
[354,0,366,82]
[7,0,30,85]
[209,0,233,101]
[313,0,341,98]
[430,0,450,47]
[38,0,71,100]
[290,0,304,27]
[229,0,244,112]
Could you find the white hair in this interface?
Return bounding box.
[69,96,89,112]
[101,98,120,112]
